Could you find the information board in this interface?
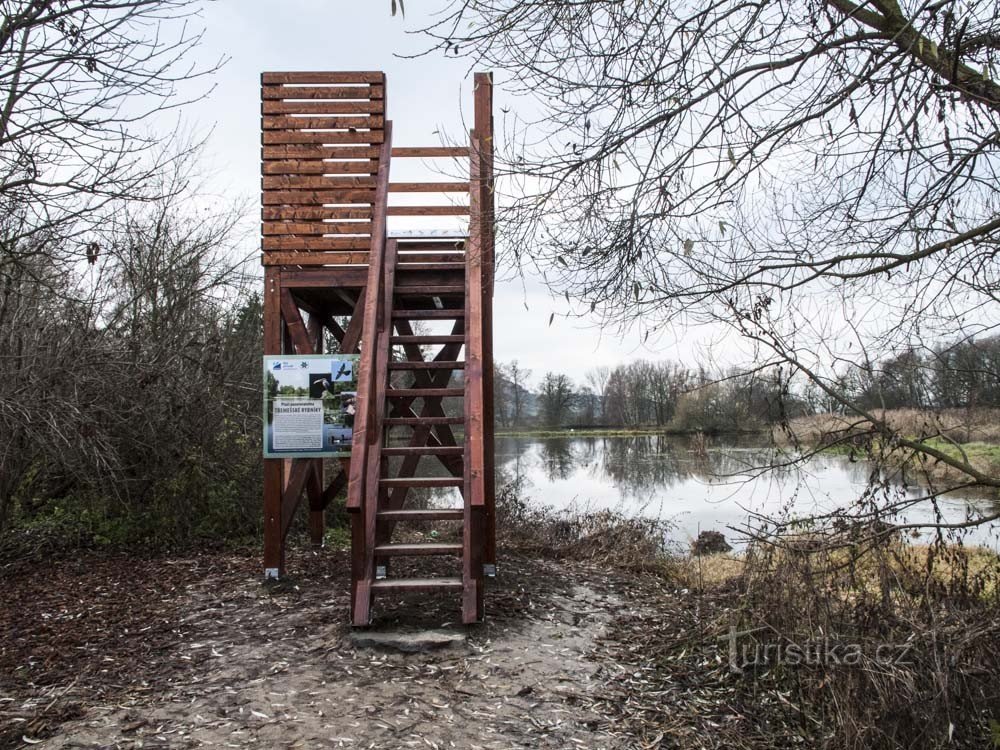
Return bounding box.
[263,354,359,458]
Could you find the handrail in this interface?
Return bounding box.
[346,121,393,512]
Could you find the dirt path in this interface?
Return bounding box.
[2,549,658,749]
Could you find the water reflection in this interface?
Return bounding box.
[496,435,1000,550]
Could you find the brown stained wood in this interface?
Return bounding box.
[393,254,466,265]
[262,100,384,116]
[388,361,465,370]
[262,71,384,85]
[393,262,466,272]
[262,189,375,205]
[340,288,367,354]
[262,116,383,130]
[381,446,465,457]
[280,267,368,287]
[321,466,349,510]
[391,147,469,158]
[263,145,381,160]
[386,388,465,398]
[263,206,373,221]
[262,267,284,577]
[262,175,377,190]
[262,160,377,175]
[373,543,462,556]
[393,286,465,295]
[376,508,463,521]
[386,206,470,216]
[262,222,371,236]
[385,417,464,426]
[465,129,487,511]
[279,290,314,354]
[388,182,469,192]
[263,131,382,147]
[347,121,392,516]
[370,577,463,591]
[261,85,383,100]
[378,477,464,488]
[392,309,465,320]
[279,460,312,538]
[262,252,370,266]
[359,240,397,623]
[264,237,372,251]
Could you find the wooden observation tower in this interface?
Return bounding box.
[260,71,496,625]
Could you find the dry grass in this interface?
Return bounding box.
[782,407,1000,445]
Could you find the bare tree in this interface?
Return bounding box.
[0,0,223,268]
[538,371,576,427]
[425,0,1000,535]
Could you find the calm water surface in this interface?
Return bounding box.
[495,435,1000,550]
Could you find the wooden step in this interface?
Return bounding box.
[376,508,464,521]
[384,417,464,426]
[388,361,465,370]
[393,262,465,272]
[379,477,463,488]
[386,388,465,398]
[392,309,465,319]
[390,335,464,345]
[370,577,463,591]
[394,285,465,295]
[381,446,465,456]
[373,543,462,557]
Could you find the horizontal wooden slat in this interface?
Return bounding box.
[386,387,465,397]
[261,252,371,266]
[262,72,384,85]
[393,285,465,295]
[389,336,465,346]
[386,206,470,216]
[262,190,375,205]
[370,577,464,591]
[384,417,465,426]
[261,85,383,100]
[391,147,470,158]
[263,130,384,145]
[262,100,384,115]
[263,236,372,250]
[262,160,377,176]
[372,543,463,557]
[262,221,372,236]
[263,145,381,160]
[262,116,382,130]
[262,175,377,190]
[381,446,465,456]
[388,361,466,370]
[375,509,464,522]
[389,182,469,193]
[379,477,464,488]
[262,206,373,221]
[394,253,466,264]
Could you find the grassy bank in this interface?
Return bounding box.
[778,408,1000,490]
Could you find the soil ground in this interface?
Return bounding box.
[1,546,719,749]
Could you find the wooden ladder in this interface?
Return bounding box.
[349,233,488,625]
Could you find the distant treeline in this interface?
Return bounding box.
[495,335,1000,432]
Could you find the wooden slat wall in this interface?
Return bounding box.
[261,72,386,264]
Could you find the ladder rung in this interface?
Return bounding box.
[370,577,463,591]
[394,285,465,295]
[391,335,465,345]
[373,543,462,557]
[387,388,465,398]
[392,309,465,319]
[388,361,465,370]
[381,446,464,456]
[376,508,464,521]
[397,263,465,271]
[384,417,464,426]
[379,477,463,488]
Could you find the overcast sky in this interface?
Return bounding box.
[175,0,726,387]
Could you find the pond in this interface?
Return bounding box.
[495,434,1000,551]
